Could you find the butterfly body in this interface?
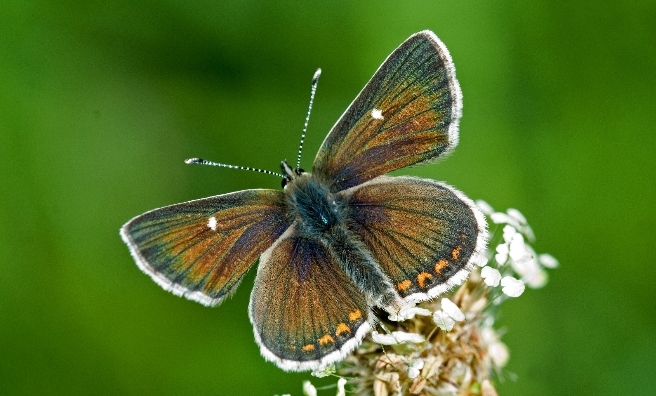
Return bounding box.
[121,31,488,372]
[282,164,404,311]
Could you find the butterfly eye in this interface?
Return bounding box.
[295,168,305,175]
[281,177,290,188]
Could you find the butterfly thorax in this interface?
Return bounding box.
[283,169,346,238]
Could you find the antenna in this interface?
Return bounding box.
[185,158,284,178]
[296,68,321,169]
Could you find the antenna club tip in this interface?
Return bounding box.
[312,68,322,82]
[185,158,202,164]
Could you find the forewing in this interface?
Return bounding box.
[313,31,462,191]
[121,189,292,306]
[249,226,371,371]
[339,176,487,302]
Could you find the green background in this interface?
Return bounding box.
[1,1,654,395]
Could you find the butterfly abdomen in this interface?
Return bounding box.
[323,225,401,311]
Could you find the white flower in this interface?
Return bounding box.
[475,199,495,215]
[502,224,517,243]
[490,209,535,241]
[507,208,527,224]
[521,224,536,242]
[407,358,425,379]
[311,364,335,378]
[433,310,456,331]
[490,212,516,227]
[481,266,501,287]
[389,305,432,321]
[474,254,489,267]
[336,378,347,396]
[501,276,525,297]
[523,267,548,289]
[539,253,559,268]
[371,331,396,344]
[488,340,510,368]
[302,381,317,396]
[441,298,465,321]
[371,331,425,345]
[508,245,547,289]
[391,331,425,344]
[481,327,510,368]
[291,203,559,396]
[495,243,509,265]
[509,233,528,262]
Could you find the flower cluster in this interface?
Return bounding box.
[296,202,557,396]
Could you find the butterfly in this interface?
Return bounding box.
[120,30,488,372]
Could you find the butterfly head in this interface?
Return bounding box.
[281,160,306,189]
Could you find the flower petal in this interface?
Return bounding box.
[311,364,335,378]
[475,255,489,267]
[501,276,525,297]
[508,233,527,261]
[510,254,540,278]
[303,381,317,396]
[433,310,456,331]
[408,367,421,379]
[523,268,548,289]
[539,253,559,268]
[410,358,425,370]
[441,298,465,321]
[495,243,509,265]
[408,358,425,379]
[371,331,425,345]
[336,378,347,396]
[476,199,495,215]
[371,331,397,345]
[490,212,514,226]
[502,225,517,243]
[507,208,527,224]
[481,266,501,287]
[391,331,425,344]
[488,341,510,368]
[389,305,432,321]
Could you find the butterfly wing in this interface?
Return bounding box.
[120,189,292,306]
[249,225,371,371]
[312,31,462,192]
[338,176,487,302]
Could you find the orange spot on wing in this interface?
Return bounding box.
[302,344,315,352]
[417,272,433,288]
[451,246,462,260]
[349,309,362,322]
[397,279,412,291]
[318,334,335,346]
[336,323,351,336]
[435,259,448,274]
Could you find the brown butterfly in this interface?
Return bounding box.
[121,30,487,371]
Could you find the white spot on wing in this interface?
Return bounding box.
[208,216,217,230]
[371,108,384,120]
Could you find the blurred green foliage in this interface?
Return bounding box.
[1,1,655,395]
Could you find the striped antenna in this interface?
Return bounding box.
[185,158,285,178]
[296,68,322,169]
